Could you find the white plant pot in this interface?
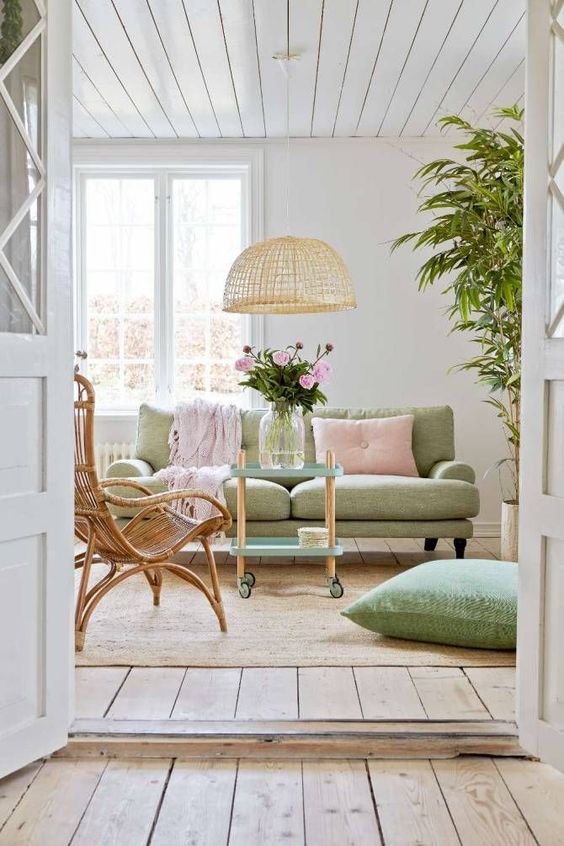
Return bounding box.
[501,501,519,562]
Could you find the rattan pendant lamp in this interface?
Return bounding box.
[223,48,356,315]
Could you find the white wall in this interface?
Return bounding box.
[94,137,507,532]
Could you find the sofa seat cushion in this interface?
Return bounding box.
[108,476,290,521]
[341,559,517,649]
[290,475,479,521]
[223,478,290,521]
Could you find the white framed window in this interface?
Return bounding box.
[73,145,263,414]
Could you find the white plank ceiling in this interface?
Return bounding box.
[72,0,526,139]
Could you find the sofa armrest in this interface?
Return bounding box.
[106,458,155,479]
[427,460,476,484]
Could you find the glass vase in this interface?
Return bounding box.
[259,402,305,470]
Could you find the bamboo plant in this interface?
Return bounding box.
[392,106,523,502]
[0,0,23,66]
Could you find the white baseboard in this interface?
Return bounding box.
[472,521,501,537]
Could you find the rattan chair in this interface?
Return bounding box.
[74,372,231,651]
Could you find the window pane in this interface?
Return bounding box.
[171,177,244,404]
[84,177,155,408]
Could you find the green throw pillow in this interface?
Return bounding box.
[341,559,517,649]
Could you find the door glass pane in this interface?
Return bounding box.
[3,199,40,316]
[0,19,41,336]
[0,266,32,333]
[554,27,563,157]
[0,0,40,65]
[85,177,155,409]
[548,190,564,337]
[171,177,244,404]
[0,97,40,234]
[3,34,41,155]
[548,29,564,336]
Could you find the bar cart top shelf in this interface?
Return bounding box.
[229,462,344,479]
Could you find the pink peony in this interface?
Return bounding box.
[235,356,253,372]
[273,350,290,366]
[299,374,315,389]
[312,360,332,383]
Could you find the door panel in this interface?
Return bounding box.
[0,0,73,777]
[0,536,45,729]
[0,377,43,495]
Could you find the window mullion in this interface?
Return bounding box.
[155,172,170,405]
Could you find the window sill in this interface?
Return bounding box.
[95,410,138,421]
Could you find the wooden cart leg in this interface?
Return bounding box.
[325,449,342,597]
[236,449,253,597]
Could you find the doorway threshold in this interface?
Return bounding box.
[61,718,525,760]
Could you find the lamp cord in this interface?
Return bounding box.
[285,2,290,236]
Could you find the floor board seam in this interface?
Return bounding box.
[429,759,463,846]
[67,758,109,845]
[102,666,132,718]
[492,758,542,845]
[146,757,175,846]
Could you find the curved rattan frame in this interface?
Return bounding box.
[74,372,232,651]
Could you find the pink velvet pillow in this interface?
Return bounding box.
[311,415,419,476]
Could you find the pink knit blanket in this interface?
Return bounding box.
[155,398,241,521]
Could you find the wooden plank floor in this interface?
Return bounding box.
[1,756,562,845]
[75,664,515,722]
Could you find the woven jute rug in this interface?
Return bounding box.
[75,561,515,668]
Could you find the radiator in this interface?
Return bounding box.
[94,442,135,478]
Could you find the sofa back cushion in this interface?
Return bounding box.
[136,402,454,478]
[136,403,174,471]
[311,415,419,476]
[306,407,454,477]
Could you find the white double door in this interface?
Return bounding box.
[1,0,564,781]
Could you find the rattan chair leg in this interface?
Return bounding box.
[143,567,163,606]
[75,530,95,632]
[201,536,227,631]
[165,563,227,633]
[77,562,166,647]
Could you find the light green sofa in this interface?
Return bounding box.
[106,404,480,557]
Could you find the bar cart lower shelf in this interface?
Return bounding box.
[229,537,345,598]
[228,449,344,599]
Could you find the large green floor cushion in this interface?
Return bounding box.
[290,475,479,521]
[341,560,517,649]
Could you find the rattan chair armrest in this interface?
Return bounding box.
[103,488,232,524]
[99,478,154,497]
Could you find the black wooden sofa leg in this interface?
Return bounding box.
[424,538,438,552]
[454,538,467,559]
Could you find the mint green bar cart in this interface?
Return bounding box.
[229,449,344,599]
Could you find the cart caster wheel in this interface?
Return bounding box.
[329,578,344,598]
[244,571,256,587]
[238,580,252,599]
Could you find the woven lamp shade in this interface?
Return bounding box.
[223,235,356,314]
